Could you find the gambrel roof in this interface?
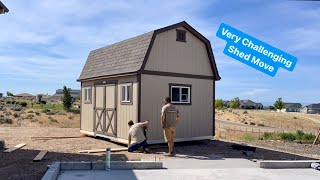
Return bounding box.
[78,21,220,81]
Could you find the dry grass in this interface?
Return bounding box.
[0,108,79,128]
[216,109,320,130]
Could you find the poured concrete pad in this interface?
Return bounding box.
[57,168,320,180]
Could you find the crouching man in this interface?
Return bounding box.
[128,120,150,153]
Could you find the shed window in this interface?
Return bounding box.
[176,29,186,42]
[121,83,132,103]
[170,84,191,104]
[84,87,92,103]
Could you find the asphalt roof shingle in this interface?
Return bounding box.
[78,31,154,80]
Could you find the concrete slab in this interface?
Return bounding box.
[141,158,257,169]
[57,168,320,180]
[258,160,320,169]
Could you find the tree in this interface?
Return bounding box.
[215,99,223,109]
[274,98,285,110]
[37,94,42,104]
[229,97,240,109]
[62,86,72,110]
[6,91,13,97]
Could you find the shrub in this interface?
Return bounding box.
[279,132,296,141]
[244,122,248,124]
[46,110,57,115]
[48,116,58,123]
[0,116,13,124]
[5,112,11,116]
[243,110,248,114]
[261,132,281,140]
[11,106,22,111]
[11,100,16,104]
[27,114,34,119]
[19,102,28,107]
[13,113,19,118]
[257,123,264,127]
[295,130,304,141]
[41,100,47,104]
[31,119,38,122]
[35,112,41,116]
[28,110,34,113]
[249,122,256,125]
[293,117,297,119]
[302,133,315,141]
[242,133,257,141]
[6,100,11,104]
[68,115,74,120]
[41,109,50,113]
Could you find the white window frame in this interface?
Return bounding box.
[121,83,132,103]
[84,86,92,103]
[170,85,191,104]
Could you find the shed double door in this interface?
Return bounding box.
[94,84,117,137]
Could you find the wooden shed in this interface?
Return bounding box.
[78,21,221,144]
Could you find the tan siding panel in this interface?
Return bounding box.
[141,74,213,141]
[81,81,94,131]
[145,27,213,76]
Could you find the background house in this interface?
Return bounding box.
[240,100,263,109]
[301,103,320,114]
[284,103,302,112]
[0,1,9,14]
[78,21,220,144]
[52,89,80,99]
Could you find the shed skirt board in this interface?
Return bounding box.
[94,84,117,137]
[80,130,212,145]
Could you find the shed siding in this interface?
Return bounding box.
[141,74,213,141]
[80,75,138,139]
[116,76,138,139]
[145,27,213,76]
[81,81,94,131]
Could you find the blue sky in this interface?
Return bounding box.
[0,0,319,105]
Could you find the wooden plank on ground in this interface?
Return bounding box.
[31,136,83,139]
[33,150,48,162]
[4,143,26,153]
[78,147,128,153]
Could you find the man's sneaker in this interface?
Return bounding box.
[165,152,175,157]
[144,148,151,154]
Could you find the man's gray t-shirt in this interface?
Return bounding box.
[161,104,178,128]
[128,123,145,144]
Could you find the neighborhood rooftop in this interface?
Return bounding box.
[78,21,220,81]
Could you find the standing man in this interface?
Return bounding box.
[127,120,150,153]
[161,97,179,156]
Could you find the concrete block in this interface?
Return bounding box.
[111,161,163,169]
[92,162,105,170]
[41,162,60,180]
[258,160,320,169]
[60,162,91,170]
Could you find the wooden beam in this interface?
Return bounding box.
[4,143,26,153]
[33,150,48,162]
[313,129,320,145]
[78,147,127,153]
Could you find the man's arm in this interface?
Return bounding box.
[141,120,149,128]
[128,135,131,147]
[176,109,180,122]
[161,112,165,128]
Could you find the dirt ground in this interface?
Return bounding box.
[1,127,320,179]
[216,109,320,131]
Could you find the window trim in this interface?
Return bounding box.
[176,29,187,42]
[169,83,192,105]
[83,86,92,104]
[121,82,133,105]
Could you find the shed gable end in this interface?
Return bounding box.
[144,27,213,76]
